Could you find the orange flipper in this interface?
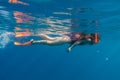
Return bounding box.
[14,42,22,45]
[15,27,32,37]
[15,32,32,37]
[14,41,32,46]
[15,29,33,37]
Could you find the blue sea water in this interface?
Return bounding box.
[0,0,120,80]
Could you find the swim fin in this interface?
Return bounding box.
[14,41,32,46]
[15,30,32,37]
[15,27,32,37]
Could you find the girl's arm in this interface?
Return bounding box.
[67,41,81,52]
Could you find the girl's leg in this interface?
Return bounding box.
[14,36,71,46]
[37,34,58,41]
[32,40,60,45]
[32,37,69,45]
[14,40,58,46]
[32,35,71,45]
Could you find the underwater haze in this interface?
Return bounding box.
[0,0,120,80]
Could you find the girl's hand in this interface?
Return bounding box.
[67,48,71,52]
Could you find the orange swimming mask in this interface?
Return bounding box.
[94,33,100,44]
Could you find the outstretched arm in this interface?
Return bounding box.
[67,41,81,52]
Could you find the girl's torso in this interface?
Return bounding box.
[64,32,85,42]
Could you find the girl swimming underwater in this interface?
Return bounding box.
[14,32,100,52]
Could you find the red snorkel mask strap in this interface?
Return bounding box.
[94,33,100,44]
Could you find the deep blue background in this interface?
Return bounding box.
[0,0,120,80]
